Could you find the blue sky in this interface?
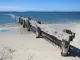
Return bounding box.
[0,0,80,11]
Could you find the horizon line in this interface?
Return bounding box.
[0,11,80,12]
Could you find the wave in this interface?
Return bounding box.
[0,23,20,28]
[5,14,19,22]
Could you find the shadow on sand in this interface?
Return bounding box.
[69,45,80,57]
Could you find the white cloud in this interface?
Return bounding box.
[0,6,26,11]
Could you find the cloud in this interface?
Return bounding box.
[0,6,26,11]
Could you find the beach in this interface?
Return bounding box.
[0,0,80,59]
[0,24,80,60]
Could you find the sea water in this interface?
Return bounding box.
[5,12,80,23]
[0,12,80,32]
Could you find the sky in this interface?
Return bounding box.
[0,0,80,11]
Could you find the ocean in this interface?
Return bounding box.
[0,12,80,24]
[0,12,80,30]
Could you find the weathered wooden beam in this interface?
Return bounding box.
[18,16,75,57]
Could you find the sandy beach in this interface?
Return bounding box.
[0,24,80,60]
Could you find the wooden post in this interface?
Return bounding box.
[28,17,31,20]
[23,20,26,28]
[61,39,70,56]
[19,16,23,25]
[26,18,32,31]
[26,20,31,31]
[36,26,42,38]
[36,20,41,24]
[19,16,21,23]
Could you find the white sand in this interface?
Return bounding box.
[0,25,80,60]
[67,24,80,49]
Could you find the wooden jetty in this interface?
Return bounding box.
[18,16,75,57]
